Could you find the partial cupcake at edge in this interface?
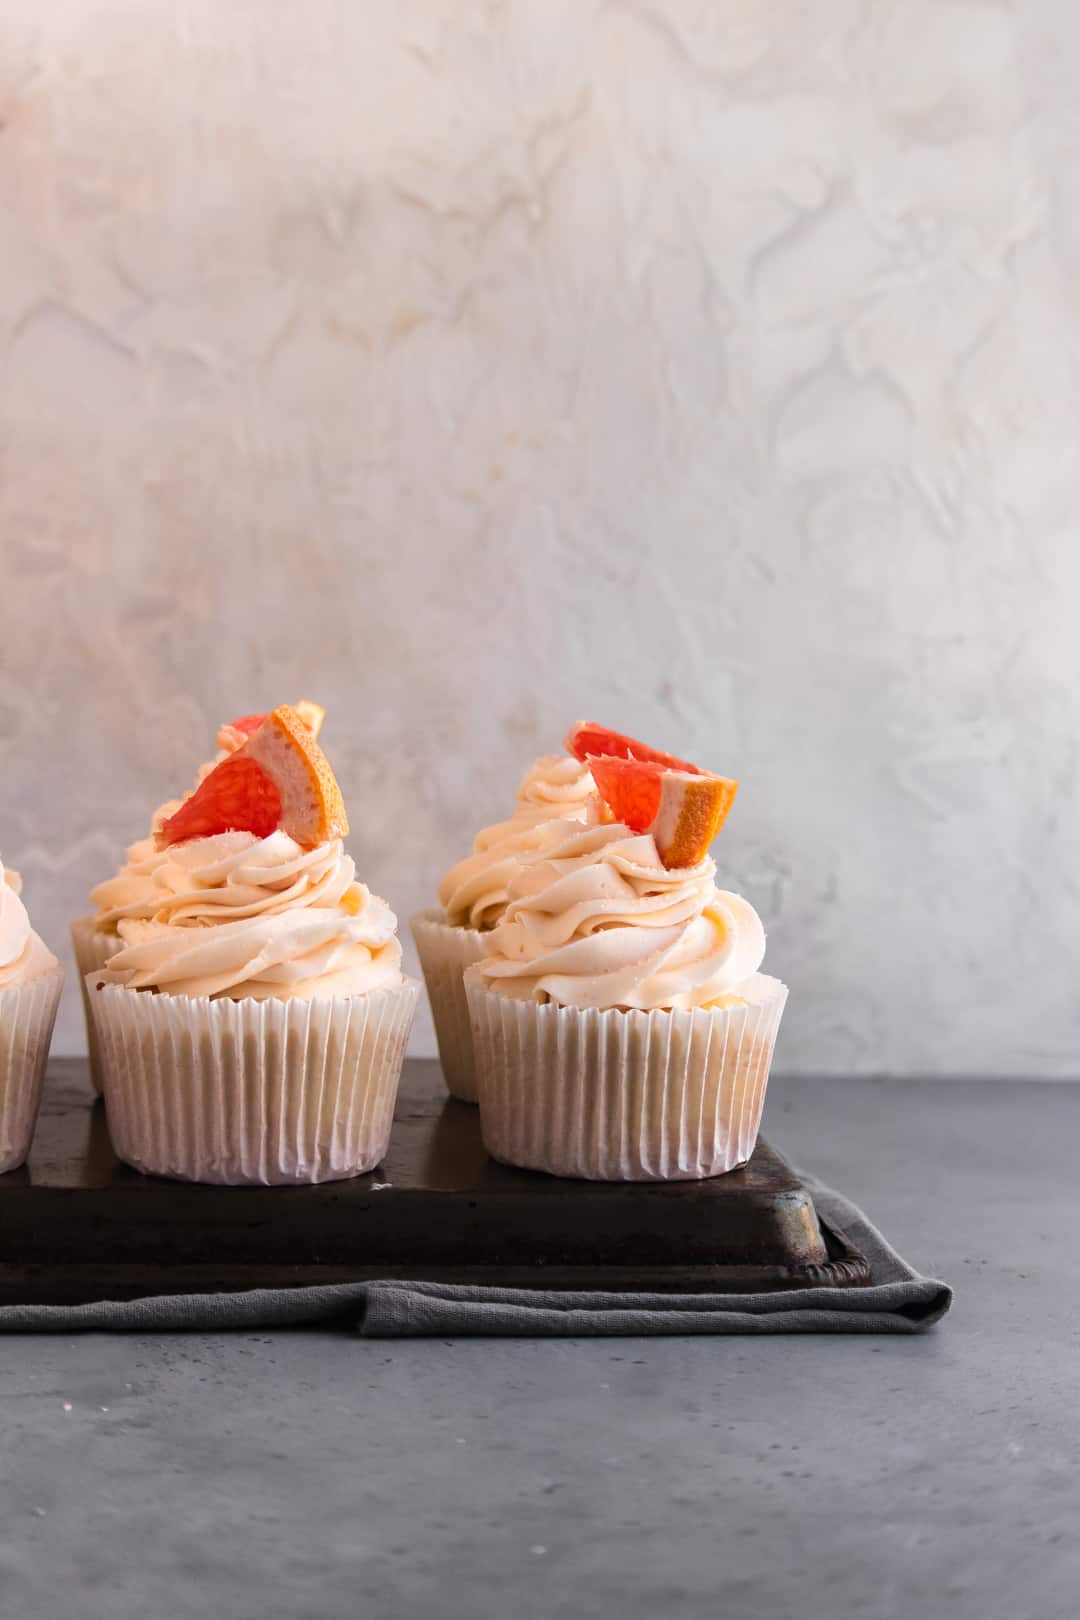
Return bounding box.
[411,746,602,1102]
[464,722,788,1182]
[0,857,64,1173]
[85,705,418,1185]
[72,700,325,1093]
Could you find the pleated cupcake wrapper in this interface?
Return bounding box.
[87,978,419,1185]
[70,916,124,1095]
[410,910,487,1103]
[465,971,789,1181]
[0,965,65,1174]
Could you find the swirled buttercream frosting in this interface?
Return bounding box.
[95,830,402,1000]
[438,754,600,930]
[0,863,59,988]
[475,822,766,1011]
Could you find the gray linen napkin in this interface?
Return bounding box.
[0,1172,951,1336]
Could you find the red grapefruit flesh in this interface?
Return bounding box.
[565,721,702,774]
[157,755,282,845]
[589,755,738,869]
[590,756,664,830]
[159,705,347,850]
[228,714,268,738]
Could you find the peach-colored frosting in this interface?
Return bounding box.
[94,831,402,1000]
[89,753,224,932]
[438,754,600,930]
[475,822,767,1011]
[0,864,59,988]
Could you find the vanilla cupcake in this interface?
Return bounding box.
[411,752,600,1102]
[72,702,325,1092]
[465,738,786,1180]
[87,707,417,1185]
[0,861,64,1173]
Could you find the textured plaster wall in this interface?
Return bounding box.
[0,1,1077,1074]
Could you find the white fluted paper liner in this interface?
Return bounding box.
[410,910,486,1103]
[87,978,419,1185]
[0,964,65,1174]
[71,916,123,1094]
[465,970,788,1181]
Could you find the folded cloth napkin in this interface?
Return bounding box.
[0,1172,951,1337]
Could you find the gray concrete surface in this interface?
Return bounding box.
[0,1074,1076,1620]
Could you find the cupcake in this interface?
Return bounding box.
[0,859,64,1173]
[412,751,601,1102]
[87,706,417,1185]
[72,701,325,1092]
[465,723,787,1181]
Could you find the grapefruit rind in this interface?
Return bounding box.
[218,700,325,752]
[588,754,738,869]
[292,700,326,738]
[244,705,348,848]
[651,770,738,869]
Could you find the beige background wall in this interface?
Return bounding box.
[1,0,1077,1073]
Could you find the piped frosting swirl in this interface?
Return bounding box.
[0,863,59,988]
[476,822,766,1011]
[95,830,402,1000]
[438,754,600,930]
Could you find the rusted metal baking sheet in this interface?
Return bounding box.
[0,1059,870,1304]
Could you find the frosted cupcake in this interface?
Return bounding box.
[411,751,600,1102]
[72,701,325,1092]
[87,707,417,1185]
[0,860,64,1173]
[465,723,787,1181]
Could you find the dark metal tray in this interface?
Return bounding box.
[0,1058,870,1304]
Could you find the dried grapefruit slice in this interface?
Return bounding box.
[589,755,738,869]
[565,721,702,774]
[218,700,325,752]
[159,705,348,850]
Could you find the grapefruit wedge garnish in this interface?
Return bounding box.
[565,721,702,774]
[158,705,348,850]
[567,723,738,868]
[217,699,325,752]
[588,757,738,869]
